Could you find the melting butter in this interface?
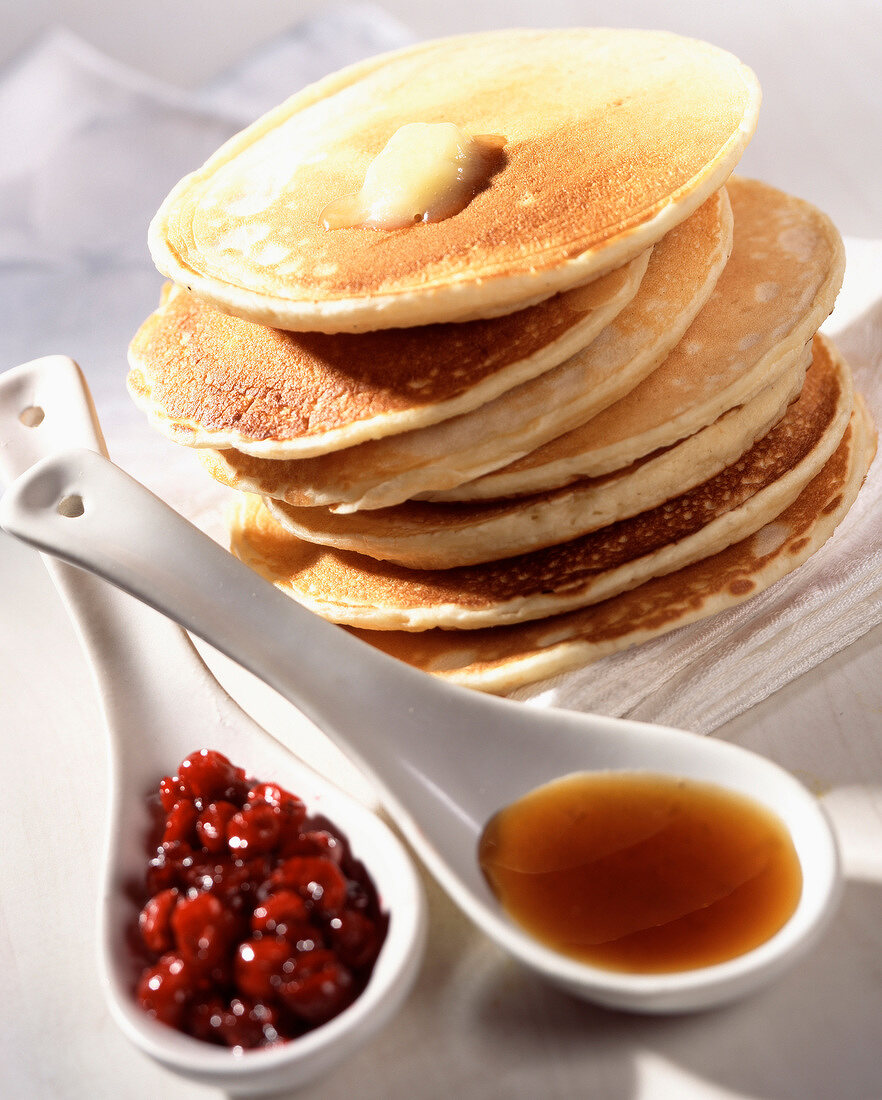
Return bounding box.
[321,122,504,231]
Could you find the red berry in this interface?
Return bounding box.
[177,750,246,804]
[163,800,199,845]
[196,801,238,853]
[279,950,353,1024]
[218,997,283,1051]
[251,891,316,942]
[145,851,179,895]
[171,892,236,971]
[234,937,293,1000]
[248,782,306,820]
[269,857,348,914]
[144,838,195,893]
[181,858,224,894]
[187,995,227,1044]
[226,803,282,855]
[136,953,198,1028]
[206,856,266,913]
[139,888,179,954]
[328,909,382,969]
[282,829,344,863]
[158,775,185,811]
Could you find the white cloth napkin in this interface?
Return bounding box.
[1,5,880,738]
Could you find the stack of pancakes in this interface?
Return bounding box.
[129,29,876,693]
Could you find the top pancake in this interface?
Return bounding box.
[149,29,760,332]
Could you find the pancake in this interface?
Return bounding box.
[261,346,812,568]
[127,248,649,458]
[229,334,853,629]
[436,175,845,501]
[149,29,760,332]
[347,395,876,692]
[204,189,732,510]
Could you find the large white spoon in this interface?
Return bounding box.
[0,357,842,1017]
[0,356,427,1097]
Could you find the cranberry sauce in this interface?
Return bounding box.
[130,750,387,1050]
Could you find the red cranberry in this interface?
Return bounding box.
[248,781,306,819]
[181,858,224,894]
[328,909,383,969]
[145,852,179,896]
[177,750,246,804]
[187,995,227,1044]
[196,801,238,853]
[251,891,310,937]
[279,950,354,1024]
[139,888,179,954]
[158,775,185,811]
[234,937,293,1000]
[218,997,283,1050]
[226,803,282,855]
[269,857,348,914]
[214,855,272,909]
[171,892,236,972]
[136,953,199,1028]
[282,829,344,864]
[163,800,199,845]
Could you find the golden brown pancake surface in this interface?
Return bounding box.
[150,29,759,331]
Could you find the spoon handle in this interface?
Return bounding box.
[0,421,657,822]
[0,356,151,635]
[0,363,535,852]
[0,357,243,758]
[0,442,460,782]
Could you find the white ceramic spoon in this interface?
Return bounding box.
[0,359,843,1017]
[0,356,427,1097]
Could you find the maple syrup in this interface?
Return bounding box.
[478,771,803,973]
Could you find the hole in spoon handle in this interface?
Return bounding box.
[0,356,108,484]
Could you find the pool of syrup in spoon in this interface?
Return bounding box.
[478,772,803,973]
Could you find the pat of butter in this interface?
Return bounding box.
[321,122,503,231]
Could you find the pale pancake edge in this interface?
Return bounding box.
[263,349,811,569]
[430,175,846,500]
